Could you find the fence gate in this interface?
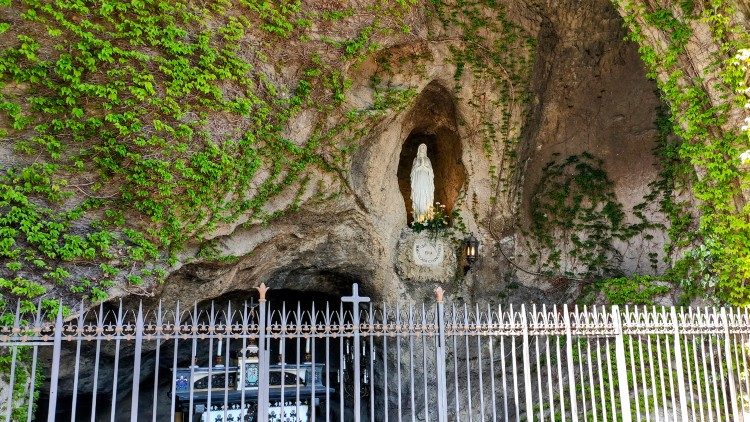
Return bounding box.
[0,283,749,421]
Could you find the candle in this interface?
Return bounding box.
[305,337,310,354]
[217,338,223,357]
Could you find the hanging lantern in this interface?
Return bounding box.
[464,234,479,266]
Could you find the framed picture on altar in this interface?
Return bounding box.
[244,362,259,388]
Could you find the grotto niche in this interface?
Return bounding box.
[397,82,466,225]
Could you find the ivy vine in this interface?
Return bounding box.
[613,0,750,305]
[525,153,663,280]
[0,0,423,320]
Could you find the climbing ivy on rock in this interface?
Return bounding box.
[0,0,540,318]
[0,0,418,317]
[427,0,536,232]
[612,0,750,305]
[530,108,705,306]
[0,0,537,417]
[526,153,663,279]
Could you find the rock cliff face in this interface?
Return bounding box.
[0,0,692,416]
[513,0,670,293]
[0,0,678,313]
[609,0,750,304]
[141,0,671,307]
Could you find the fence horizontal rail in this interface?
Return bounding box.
[2,305,748,343]
[0,284,748,422]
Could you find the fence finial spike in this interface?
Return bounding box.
[34,297,43,325]
[434,286,444,303]
[56,300,64,321]
[256,282,269,301]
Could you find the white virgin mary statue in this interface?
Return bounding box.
[410,143,435,223]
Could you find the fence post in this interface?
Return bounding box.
[110,300,123,422]
[5,300,19,422]
[521,304,534,422]
[434,287,448,422]
[341,283,370,422]
[130,302,144,422]
[721,307,740,421]
[46,304,63,422]
[612,306,632,422]
[563,304,579,422]
[670,307,689,421]
[256,283,269,422]
[5,303,20,422]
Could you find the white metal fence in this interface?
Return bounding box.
[0,283,748,421]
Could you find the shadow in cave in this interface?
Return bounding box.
[33,286,374,421]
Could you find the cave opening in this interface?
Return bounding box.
[35,275,369,421]
[397,81,466,225]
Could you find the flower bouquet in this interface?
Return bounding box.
[411,202,450,238]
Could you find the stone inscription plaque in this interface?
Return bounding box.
[412,238,445,267]
[396,229,456,282]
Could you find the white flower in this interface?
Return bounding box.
[740,149,750,164]
[736,49,750,61]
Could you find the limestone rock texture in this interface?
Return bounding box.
[512,0,670,292]
[0,0,690,415]
[161,0,667,305]
[0,0,678,309]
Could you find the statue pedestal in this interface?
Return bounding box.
[396,229,457,283]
